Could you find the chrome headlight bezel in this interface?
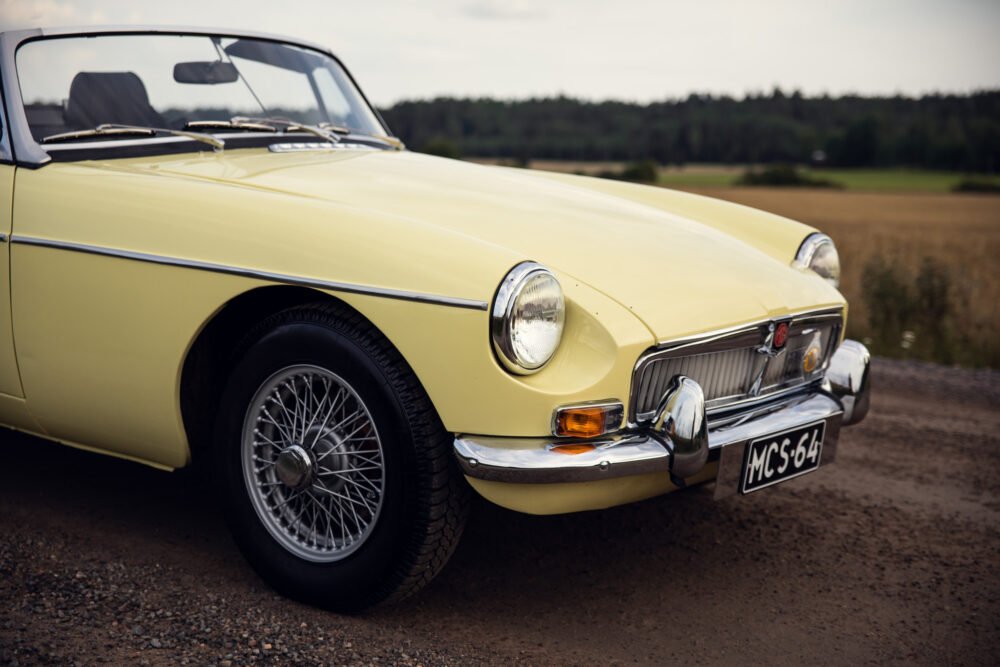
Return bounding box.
[491,262,566,375]
[793,232,841,288]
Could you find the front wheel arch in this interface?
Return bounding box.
[180,285,414,464]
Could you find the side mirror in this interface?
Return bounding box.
[173,61,239,85]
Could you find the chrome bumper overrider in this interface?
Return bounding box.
[454,340,871,494]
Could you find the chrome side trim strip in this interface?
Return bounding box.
[11,236,489,311]
[0,234,7,243]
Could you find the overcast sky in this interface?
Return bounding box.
[2,0,998,107]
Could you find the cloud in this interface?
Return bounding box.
[0,0,80,28]
[461,1,546,20]
[0,0,124,30]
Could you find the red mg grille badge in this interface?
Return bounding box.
[773,322,789,349]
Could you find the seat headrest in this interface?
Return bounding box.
[66,71,166,129]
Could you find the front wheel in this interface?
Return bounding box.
[214,303,468,612]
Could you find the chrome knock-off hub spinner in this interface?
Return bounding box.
[274,444,314,490]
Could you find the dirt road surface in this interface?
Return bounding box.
[1,358,998,666]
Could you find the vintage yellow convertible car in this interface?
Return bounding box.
[0,26,870,611]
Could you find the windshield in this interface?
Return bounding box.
[16,33,386,144]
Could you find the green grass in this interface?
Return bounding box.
[656,169,738,188]
[809,169,1000,192]
[656,166,1000,193]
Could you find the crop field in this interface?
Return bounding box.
[678,187,1000,367]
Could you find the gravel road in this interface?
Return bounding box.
[1,358,998,666]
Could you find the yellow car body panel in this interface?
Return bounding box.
[9,148,844,512]
[466,462,720,515]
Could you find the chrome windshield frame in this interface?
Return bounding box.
[0,25,397,168]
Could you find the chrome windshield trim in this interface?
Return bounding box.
[0,72,11,163]
[11,236,489,311]
[6,25,339,55]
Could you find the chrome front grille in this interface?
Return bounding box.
[634,346,757,414]
[630,310,842,422]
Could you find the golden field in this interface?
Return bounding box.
[681,187,1000,366]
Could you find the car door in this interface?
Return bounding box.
[0,106,24,399]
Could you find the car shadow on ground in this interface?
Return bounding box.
[0,425,863,666]
[0,425,755,608]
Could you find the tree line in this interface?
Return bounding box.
[380,89,1000,172]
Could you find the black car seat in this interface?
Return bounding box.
[65,71,167,129]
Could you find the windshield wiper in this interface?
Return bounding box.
[184,119,278,133]
[316,122,353,135]
[218,117,400,149]
[231,116,342,144]
[42,123,224,151]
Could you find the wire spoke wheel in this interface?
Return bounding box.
[241,364,385,562]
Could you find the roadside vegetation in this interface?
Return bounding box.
[681,187,1000,368]
[953,178,1000,194]
[736,165,840,188]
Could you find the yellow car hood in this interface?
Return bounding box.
[145,149,844,340]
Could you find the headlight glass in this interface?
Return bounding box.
[492,262,565,374]
[794,233,841,288]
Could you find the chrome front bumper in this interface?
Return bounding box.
[454,339,871,496]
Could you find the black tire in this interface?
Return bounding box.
[213,301,468,612]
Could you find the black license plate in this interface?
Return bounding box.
[740,421,825,494]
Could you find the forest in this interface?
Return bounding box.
[380,89,1000,172]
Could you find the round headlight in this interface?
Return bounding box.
[491,262,565,374]
[794,233,841,288]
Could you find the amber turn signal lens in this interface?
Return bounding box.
[556,407,606,438]
[802,342,822,373]
[553,402,624,438]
